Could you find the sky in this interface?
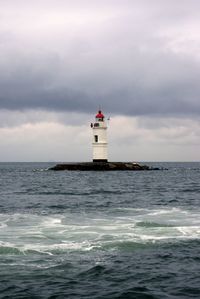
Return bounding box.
[0,0,200,162]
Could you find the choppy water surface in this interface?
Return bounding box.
[0,162,200,298]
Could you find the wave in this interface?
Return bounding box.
[0,207,200,255]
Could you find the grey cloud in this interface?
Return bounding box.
[0,0,200,117]
[0,109,90,128]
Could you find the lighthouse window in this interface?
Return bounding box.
[94,135,98,142]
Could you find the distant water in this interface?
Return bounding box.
[0,162,200,298]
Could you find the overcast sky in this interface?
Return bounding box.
[0,0,200,161]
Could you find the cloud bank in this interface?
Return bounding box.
[0,0,200,117]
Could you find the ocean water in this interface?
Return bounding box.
[0,162,200,299]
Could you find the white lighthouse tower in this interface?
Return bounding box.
[91,110,108,162]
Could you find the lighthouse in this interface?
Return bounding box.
[91,110,108,162]
[51,109,152,170]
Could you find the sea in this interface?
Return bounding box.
[0,162,200,299]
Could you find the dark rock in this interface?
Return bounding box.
[49,162,161,171]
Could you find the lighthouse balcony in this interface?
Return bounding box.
[93,123,106,129]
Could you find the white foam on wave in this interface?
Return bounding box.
[42,217,63,227]
[0,208,200,254]
[148,207,184,216]
[33,168,49,172]
[177,226,200,238]
[0,223,7,229]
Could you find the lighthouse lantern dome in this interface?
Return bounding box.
[95,110,104,121]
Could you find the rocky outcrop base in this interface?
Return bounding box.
[49,162,160,171]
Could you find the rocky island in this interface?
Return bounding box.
[49,162,159,171]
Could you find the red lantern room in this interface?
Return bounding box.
[95,110,104,121]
